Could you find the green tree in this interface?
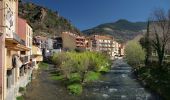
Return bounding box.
[139,21,152,66]
[125,41,145,69]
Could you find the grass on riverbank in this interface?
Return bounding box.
[67,83,83,95]
[84,71,101,82]
[50,74,64,81]
[39,62,49,70]
[16,96,24,100]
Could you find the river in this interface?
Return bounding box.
[24,60,162,100]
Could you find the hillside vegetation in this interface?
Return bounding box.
[18,0,81,37]
[83,19,147,42]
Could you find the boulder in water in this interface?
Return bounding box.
[102,94,109,98]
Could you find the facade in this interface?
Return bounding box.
[118,44,125,57]
[33,36,48,58]
[53,36,63,49]
[0,0,40,100]
[51,36,62,55]
[88,35,124,60]
[62,32,86,50]
[32,45,43,69]
[45,38,53,57]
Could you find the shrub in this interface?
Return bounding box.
[125,40,145,68]
[50,75,64,81]
[84,71,101,82]
[68,73,81,83]
[52,51,111,95]
[98,65,110,73]
[67,83,83,95]
[16,96,24,100]
[19,87,25,93]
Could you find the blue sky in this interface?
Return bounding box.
[26,0,170,30]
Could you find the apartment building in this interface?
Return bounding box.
[0,0,22,99]
[33,36,48,58]
[0,0,38,100]
[53,36,63,49]
[50,36,62,55]
[89,35,123,60]
[62,32,86,50]
[119,44,125,57]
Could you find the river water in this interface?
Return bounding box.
[24,60,162,100]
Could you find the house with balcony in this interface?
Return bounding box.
[88,35,123,60]
[0,0,35,100]
[33,36,48,58]
[48,36,62,56]
[17,16,36,96]
[62,32,86,51]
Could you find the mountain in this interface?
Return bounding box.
[83,19,147,42]
[18,1,81,37]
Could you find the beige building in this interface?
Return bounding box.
[32,45,43,69]
[0,0,38,100]
[88,35,124,60]
[62,32,86,50]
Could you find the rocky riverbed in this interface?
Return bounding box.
[24,60,162,100]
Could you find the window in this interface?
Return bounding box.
[21,51,26,55]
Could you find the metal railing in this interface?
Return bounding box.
[20,56,29,64]
[20,39,26,46]
[13,32,21,43]
[13,32,26,45]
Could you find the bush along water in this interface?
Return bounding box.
[51,51,111,95]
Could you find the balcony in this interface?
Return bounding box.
[32,46,42,56]
[20,55,29,64]
[5,32,30,51]
[6,32,22,44]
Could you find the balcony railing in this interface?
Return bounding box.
[20,56,29,64]
[20,39,26,46]
[6,32,26,45]
[13,32,21,43]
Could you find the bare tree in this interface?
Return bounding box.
[150,9,170,67]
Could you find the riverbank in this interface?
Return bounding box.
[23,60,162,100]
[136,63,170,100]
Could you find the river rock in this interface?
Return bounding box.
[109,88,117,92]
[102,94,109,98]
[121,95,127,98]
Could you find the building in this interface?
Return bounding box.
[33,36,48,58]
[50,36,62,55]
[31,45,43,69]
[45,38,53,57]
[0,0,38,100]
[118,44,125,57]
[0,0,24,99]
[53,36,63,49]
[62,32,86,50]
[88,35,123,60]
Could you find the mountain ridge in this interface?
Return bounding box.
[83,19,147,42]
